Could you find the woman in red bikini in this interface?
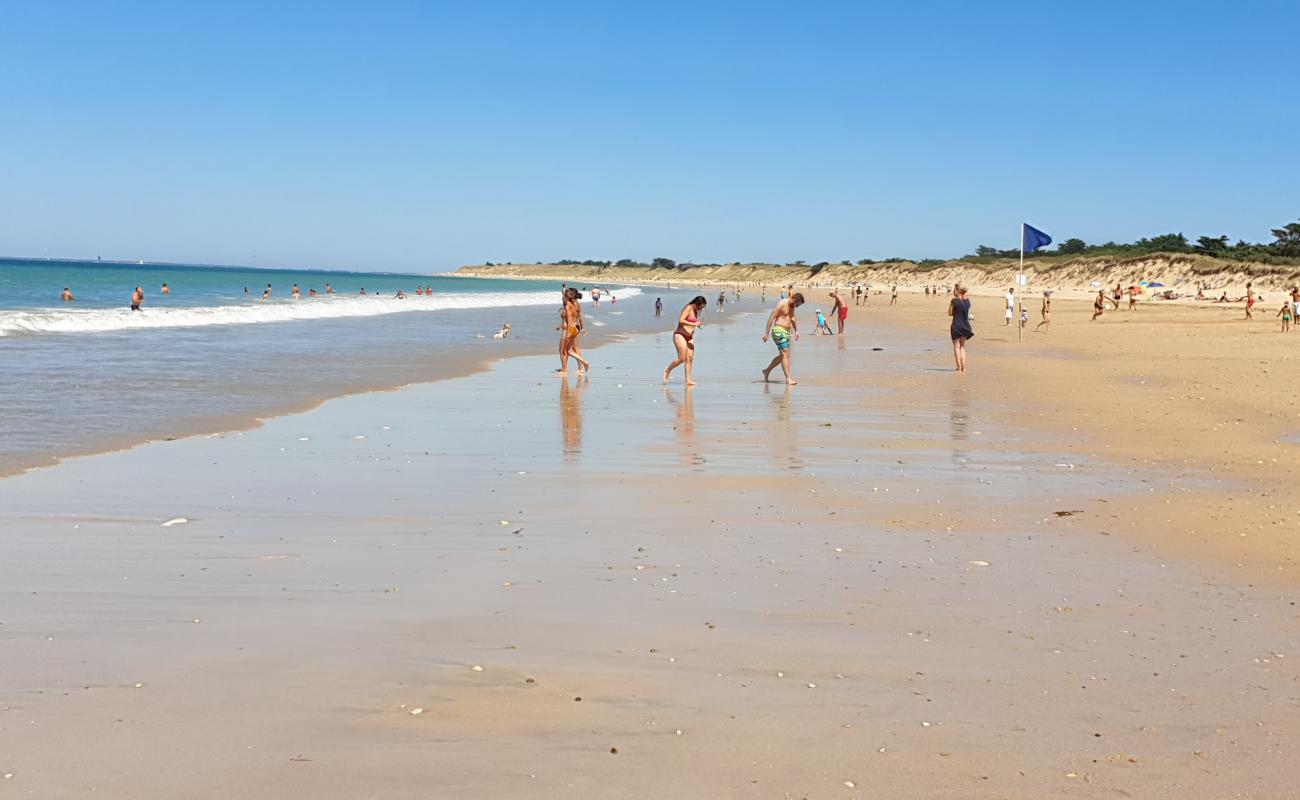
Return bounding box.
[663,295,708,385]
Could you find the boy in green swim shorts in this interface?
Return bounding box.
[762,292,804,385]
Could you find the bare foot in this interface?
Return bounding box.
[556,371,568,377]
[786,379,798,385]
[761,370,771,382]
[663,370,670,383]
[686,379,696,386]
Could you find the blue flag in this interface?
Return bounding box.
[1023,223,1052,253]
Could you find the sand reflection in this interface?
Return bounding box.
[763,382,802,470]
[560,375,586,460]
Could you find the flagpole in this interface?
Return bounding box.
[1018,223,1024,343]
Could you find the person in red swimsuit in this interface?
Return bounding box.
[830,289,848,334]
[663,295,708,385]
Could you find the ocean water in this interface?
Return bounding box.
[0,258,659,476]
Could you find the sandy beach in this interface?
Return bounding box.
[2,292,1297,799]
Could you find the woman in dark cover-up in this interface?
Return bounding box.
[949,286,973,372]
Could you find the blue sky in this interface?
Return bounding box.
[2,0,1296,272]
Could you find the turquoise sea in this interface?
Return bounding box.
[0,258,656,476]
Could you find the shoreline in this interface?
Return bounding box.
[0,291,739,481]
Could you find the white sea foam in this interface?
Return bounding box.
[0,287,642,336]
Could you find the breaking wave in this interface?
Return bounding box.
[0,287,642,336]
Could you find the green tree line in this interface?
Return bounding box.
[968,219,1300,264]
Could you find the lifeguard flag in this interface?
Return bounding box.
[1023,224,1052,252]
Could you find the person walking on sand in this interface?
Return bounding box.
[830,289,847,334]
[557,288,590,376]
[1245,282,1256,319]
[1034,291,1052,332]
[1004,287,1015,325]
[949,286,973,372]
[1277,300,1292,333]
[664,295,707,385]
[655,297,663,317]
[890,285,898,306]
[1092,289,1106,320]
[762,292,804,385]
[130,286,144,312]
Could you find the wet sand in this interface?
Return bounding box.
[2,301,1297,799]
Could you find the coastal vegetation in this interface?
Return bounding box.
[482,219,1300,275]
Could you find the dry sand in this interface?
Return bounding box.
[1,296,1297,799]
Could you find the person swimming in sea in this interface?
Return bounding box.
[131,286,144,312]
[493,322,511,339]
[663,295,707,385]
[292,284,301,299]
[61,287,74,301]
[161,282,170,295]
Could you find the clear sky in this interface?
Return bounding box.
[2,0,1297,272]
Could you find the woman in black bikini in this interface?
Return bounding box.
[664,295,707,385]
[948,286,973,372]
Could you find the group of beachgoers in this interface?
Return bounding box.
[555,282,978,384]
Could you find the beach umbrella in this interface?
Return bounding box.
[1147,282,1165,288]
